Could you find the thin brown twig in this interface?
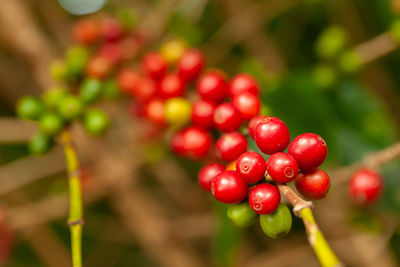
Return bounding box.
[355,32,398,64]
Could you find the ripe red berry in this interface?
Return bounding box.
[192,100,215,130]
[141,52,167,80]
[170,131,186,156]
[288,133,328,171]
[266,152,298,183]
[196,71,227,103]
[117,69,141,94]
[86,56,113,79]
[73,19,100,45]
[248,183,281,214]
[248,115,266,139]
[100,18,123,41]
[158,73,185,99]
[198,163,225,191]
[175,127,212,159]
[295,169,330,200]
[97,43,123,64]
[232,92,261,120]
[213,103,243,132]
[236,152,266,184]
[133,76,157,101]
[228,73,259,97]
[215,132,247,161]
[254,117,290,154]
[211,171,248,204]
[144,98,165,125]
[178,49,205,82]
[349,169,383,205]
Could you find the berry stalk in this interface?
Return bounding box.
[61,130,83,267]
[277,184,341,267]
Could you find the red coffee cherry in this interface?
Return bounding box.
[117,69,141,94]
[228,73,259,97]
[295,169,330,200]
[144,98,165,125]
[100,18,123,41]
[248,115,266,139]
[198,163,225,191]
[288,133,327,171]
[213,103,242,132]
[133,76,157,102]
[179,127,212,159]
[178,49,205,82]
[236,152,266,184]
[232,92,261,120]
[215,132,247,161]
[86,56,113,79]
[349,169,383,205]
[254,117,290,154]
[248,183,281,214]
[73,19,100,45]
[196,71,227,103]
[192,100,215,130]
[266,152,298,183]
[211,170,248,204]
[170,130,186,156]
[97,43,123,64]
[141,52,167,80]
[158,73,185,99]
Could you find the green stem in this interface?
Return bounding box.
[61,130,83,267]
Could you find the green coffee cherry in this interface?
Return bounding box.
[260,203,292,238]
[39,113,64,136]
[50,61,68,81]
[339,50,363,73]
[16,96,44,120]
[117,8,136,30]
[66,46,89,78]
[79,79,103,104]
[83,109,110,136]
[227,203,259,227]
[28,133,53,155]
[58,95,83,120]
[312,64,337,89]
[164,97,192,126]
[102,79,120,99]
[42,88,67,109]
[315,26,348,59]
[389,19,400,43]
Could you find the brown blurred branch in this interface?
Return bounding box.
[355,33,398,64]
[0,0,56,89]
[0,118,37,143]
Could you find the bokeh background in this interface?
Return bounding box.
[0,0,399,266]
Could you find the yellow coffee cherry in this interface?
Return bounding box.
[164,97,192,126]
[160,39,187,64]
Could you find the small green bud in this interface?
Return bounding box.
[102,79,120,99]
[227,203,259,227]
[83,109,110,136]
[79,78,103,104]
[50,61,68,81]
[42,88,67,109]
[16,96,44,120]
[260,203,292,238]
[315,26,348,59]
[39,113,64,136]
[339,50,363,73]
[66,46,89,78]
[58,95,83,120]
[312,64,337,89]
[28,133,53,155]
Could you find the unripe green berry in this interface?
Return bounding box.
[42,88,67,109]
[339,50,363,73]
[312,64,337,89]
[227,203,259,227]
[66,46,89,78]
[164,97,192,126]
[260,203,292,238]
[28,133,53,155]
[102,79,120,99]
[39,113,64,136]
[58,95,83,120]
[83,109,110,136]
[315,26,348,59]
[389,19,400,43]
[16,96,44,120]
[50,61,68,81]
[79,79,103,104]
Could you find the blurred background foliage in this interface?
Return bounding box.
[0,0,400,266]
